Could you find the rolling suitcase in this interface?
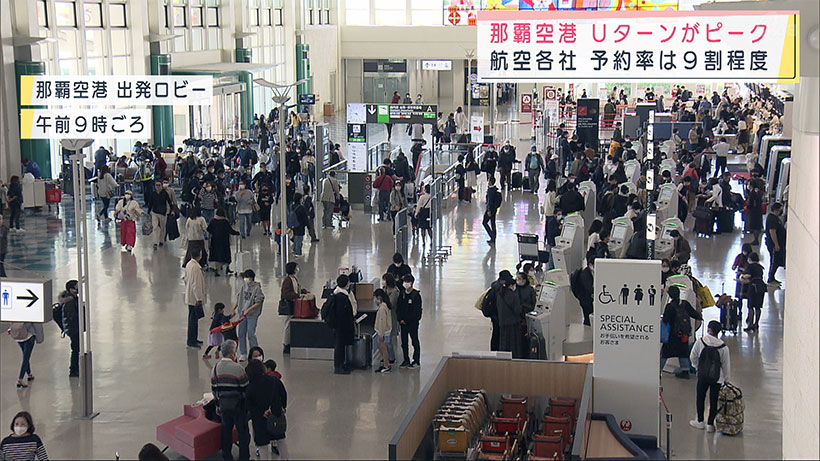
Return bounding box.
[512,172,523,189]
[522,176,530,191]
[527,331,545,360]
[233,235,250,275]
[346,315,373,369]
[693,206,713,235]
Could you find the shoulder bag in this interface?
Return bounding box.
[266,412,287,439]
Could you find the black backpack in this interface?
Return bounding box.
[321,295,337,328]
[481,287,498,318]
[673,302,692,339]
[52,302,65,333]
[697,339,725,383]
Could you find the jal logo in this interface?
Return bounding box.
[620,419,632,432]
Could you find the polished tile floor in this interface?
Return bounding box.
[0,142,784,460]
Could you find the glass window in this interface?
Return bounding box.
[207,0,219,5]
[112,56,129,75]
[411,9,440,26]
[84,30,104,56]
[208,28,221,48]
[173,28,186,50]
[109,3,127,27]
[173,6,186,26]
[110,29,129,55]
[261,8,271,25]
[274,8,283,26]
[191,28,204,50]
[374,9,405,26]
[36,0,48,27]
[173,0,186,5]
[55,1,77,27]
[191,6,203,26]
[323,9,330,24]
[207,7,218,26]
[250,8,259,26]
[58,59,79,76]
[57,29,78,58]
[87,57,104,76]
[83,2,103,27]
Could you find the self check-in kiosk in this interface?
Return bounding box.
[607,217,634,258]
[660,159,676,177]
[759,135,791,172]
[526,281,567,361]
[525,269,591,359]
[655,217,684,260]
[618,181,637,198]
[624,159,641,184]
[551,215,585,276]
[577,181,597,235]
[655,183,679,223]
[766,146,790,200]
[776,158,791,203]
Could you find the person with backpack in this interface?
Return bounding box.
[56,280,80,377]
[660,285,703,379]
[397,274,422,369]
[740,252,766,332]
[483,177,502,245]
[570,253,596,326]
[689,320,731,433]
[210,340,251,460]
[496,272,523,358]
[323,274,356,374]
[373,167,395,222]
[525,146,544,194]
[481,148,498,182]
[483,270,510,351]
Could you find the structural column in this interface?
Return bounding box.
[14,61,50,177]
[150,54,174,148]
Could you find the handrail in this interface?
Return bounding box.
[321,159,347,177]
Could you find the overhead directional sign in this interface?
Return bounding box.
[0,278,53,323]
[365,104,437,124]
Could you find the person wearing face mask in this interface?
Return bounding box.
[389,181,408,232]
[498,140,518,191]
[280,262,307,354]
[381,273,401,364]
[745,173,764,246]
[115,190,144,252]
[515,272,536,357]
[210,340,251,461]
[183,207,208,268]
[569,252,596,326]
[661,285,702,379]
[496,272,523,358]
[207,208,239,276]
[386,253,412,281]
[328,274,357,374]
[198,181,218,225]
[397,275,422,369]
[184,248,207,349]
[765,202,786,286]
[148,180,173,250]
[232,270,266,361]
[373,288,393,373]
[233,182,256,239]
[660,258,673,285]
[0,412,48,460]
[670,230,691,264]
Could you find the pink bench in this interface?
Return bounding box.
[156,405,236,460]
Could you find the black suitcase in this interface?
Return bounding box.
[523,176,530,191]
[346,333,373,369]
[716,209,734,233]
[512,172,523,189]
[527,332,546,360]
[720,299,741,334]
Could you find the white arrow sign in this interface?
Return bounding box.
[0,278,53,323]
[367,105,376,115]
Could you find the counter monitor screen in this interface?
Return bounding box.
[659,188,673,202]
[539,284,558,306]
[560,223,575,240]
[612,225,627,241]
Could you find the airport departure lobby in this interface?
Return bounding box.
[0,0,818,460]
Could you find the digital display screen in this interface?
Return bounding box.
[612,225,627,240]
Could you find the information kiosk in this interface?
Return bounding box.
[776,157,791,203]
[545,269,591,357]
[659,159,676,177]
[655,217,685,261]
[758,135,791,172]
[618,181,637,198]
[607,217,634,258]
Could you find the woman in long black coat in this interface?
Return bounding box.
[745,179,764,245]
[207,207,239,276]
[245,359,288,459]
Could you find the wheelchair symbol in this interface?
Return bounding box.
[598,285,616,304]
